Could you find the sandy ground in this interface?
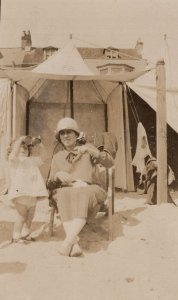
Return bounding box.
[0,192,178,300]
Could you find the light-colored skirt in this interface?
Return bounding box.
[56,184,106,221]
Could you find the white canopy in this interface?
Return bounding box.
[33,41,94,76]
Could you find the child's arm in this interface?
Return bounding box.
[31,143,48,166]
[8,136,25,160]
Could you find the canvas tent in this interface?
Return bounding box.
[0,41,150,194]
[0,78,29,194]
[31,41,149,189]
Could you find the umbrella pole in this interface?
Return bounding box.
[104,103,108,131]
[69,80,74,118]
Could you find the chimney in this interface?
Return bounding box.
[21,31,26,50]
[135,38,143,56]
[21,30,32,51]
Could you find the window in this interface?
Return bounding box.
[43,47,58,60]
[105,49,119,59]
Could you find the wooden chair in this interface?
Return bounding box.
[48,132,117,241]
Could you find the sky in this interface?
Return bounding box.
[0,0,178,68]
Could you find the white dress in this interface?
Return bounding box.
[8,156,48,201]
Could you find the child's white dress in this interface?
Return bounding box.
[8,156,48,202]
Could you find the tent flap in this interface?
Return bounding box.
[128,82,178,133]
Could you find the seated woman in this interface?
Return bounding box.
[47,117,114,257]
[140,155,176,205]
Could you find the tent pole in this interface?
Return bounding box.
[6,80,12,144]
[123,84,135,191]
[104,103,108,131]
[12,82,17,139]
[156,59,167,204]
[69,80,74,118]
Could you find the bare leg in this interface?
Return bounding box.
[63,218,86,244]
[13,202,27,240]
[21,205,36,238]
[59,218,86,256]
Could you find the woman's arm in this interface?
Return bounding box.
[48,155,59,181]
[96,151,114,168]
[74,143,114,168]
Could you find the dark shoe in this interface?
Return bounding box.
[21,235,36,242]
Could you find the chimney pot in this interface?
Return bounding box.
[135,38,143,56]
[21,30,32,51]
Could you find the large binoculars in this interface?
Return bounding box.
[46,178,62,190]
[22,135,41,147]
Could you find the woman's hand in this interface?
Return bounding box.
[54,171,72,184]
[74,143,100,158]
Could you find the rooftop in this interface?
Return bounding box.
[0,46,144,68]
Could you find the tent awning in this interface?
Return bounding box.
[0,68,150,83]
[128,82,178,133]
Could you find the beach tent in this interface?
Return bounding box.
[0,41,149,191]
[31,41,149,189]
[0,78,29,194]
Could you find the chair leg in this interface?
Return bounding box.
[112,168,115,215]
[108,168,113,241]
[49,206,55,236]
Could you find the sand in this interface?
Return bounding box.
[0,192,178,300]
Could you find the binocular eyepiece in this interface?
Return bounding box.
[22,136,41,147]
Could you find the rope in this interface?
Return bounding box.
[91,81,105,103]
[166,36,178,42]
[163,35,178,113]
[127,85,140,124]
[96,82,109,97]
[105,83,120,102]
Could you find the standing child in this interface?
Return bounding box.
[7,135,48,243]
